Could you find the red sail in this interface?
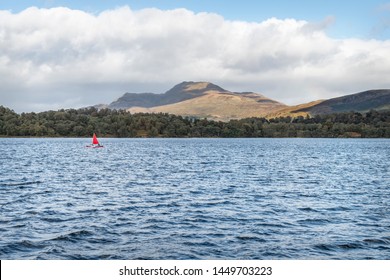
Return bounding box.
[92,133,99,145]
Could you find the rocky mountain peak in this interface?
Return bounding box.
[166,81,227,95]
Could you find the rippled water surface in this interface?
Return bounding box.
[1,138,389,259]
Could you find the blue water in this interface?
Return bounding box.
[0,138,389,260]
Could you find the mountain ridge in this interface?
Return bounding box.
[96,82,390,120]
[108,81,227,109]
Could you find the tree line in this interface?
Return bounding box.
[0,106,389,138]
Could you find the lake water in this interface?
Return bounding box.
[0,138,389,260]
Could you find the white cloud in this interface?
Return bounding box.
[0,6,390,112]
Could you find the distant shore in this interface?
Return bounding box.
[1,106,389,138]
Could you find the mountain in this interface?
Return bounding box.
[97,83,390,120]
[267,89,390,118]
[107,81,286,121]
[108,82,226,109]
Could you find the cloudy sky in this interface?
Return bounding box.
[1,0,390,112]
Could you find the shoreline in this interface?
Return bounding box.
[0,136,388,139]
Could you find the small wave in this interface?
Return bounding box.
[263,251,290,258]
[356,222,382,228]
[118,206,137,212]
[40,217,77,223]
[298,218,331,226]
[20,240,45,249]
[208,233,225,238]
[155,202,180,208]
[189,201,230,208]
[77,209,99,214]
[236,236,267,242]
[337,242,363,250]
[221,186,237,194]
[87,237,117,245]
[10,223,27,229]
[314,244,334,252]
[0,240,46,255]
[50,230,93,242]
[255,222,288,228]
[183,216,210,224]
[200,161,216,165]
[189,190,203,195]
[314,241,364,252]
[363,237,390,245]
[141,224,169,231]
[89,191,108,195]
[183,241,217,247]
[219,170,233,174]
[325,206,351,211]
[1,181,43,187]
[298,207,319,212]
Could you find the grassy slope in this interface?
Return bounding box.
[128,91,287,121]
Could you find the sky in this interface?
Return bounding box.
[1,0,390,112]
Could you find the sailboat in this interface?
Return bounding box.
[86,133,104,148]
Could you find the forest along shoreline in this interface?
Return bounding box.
[0,106,389,138]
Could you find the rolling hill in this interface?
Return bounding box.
[268,89,390,118]
[301,89,390,115]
